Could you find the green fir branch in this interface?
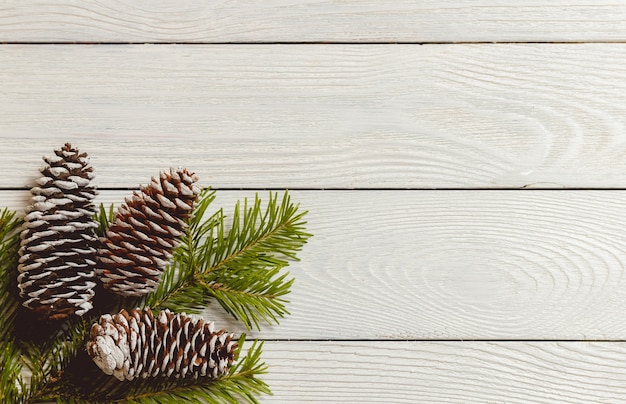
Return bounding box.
[0,209,28,403]
[147,191,311,330]
[94,203,116,238]
[29,320,91,393]
[0,341,28,404]
[143,189,219,313]
[207,267,294,330]
[0,208,23,341]
[10,317,92,404]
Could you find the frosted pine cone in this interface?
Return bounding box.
[87,308,238,381]
[96,168,199,296]
[17,143,98,320]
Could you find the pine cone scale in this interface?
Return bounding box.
[53,180,79,190]
[156,194,176,209]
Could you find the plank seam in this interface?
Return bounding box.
[1,41,625,45]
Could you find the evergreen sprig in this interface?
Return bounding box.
[21,319,91,402]
[1,341,28,403]
[94,203,116,237]
[0,209,27,403]
[147,190,311,330]
[0,208,22,340]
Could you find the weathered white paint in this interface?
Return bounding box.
[2,45,626,189]
[261,341,626,403]
[1,1,626,43]
[3,190,626,340]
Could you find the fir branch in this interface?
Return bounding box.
[43,320,91,382]
[147,191,311,330]
[0,341,28,404]
[0,209,28,403]
[94,203,116,238]
[0,208,23,341]
[16,319,92,404]
[208,267,294,330]
[0,208,22,248]
[144,189,219,312]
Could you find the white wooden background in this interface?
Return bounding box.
[4,1,626,402]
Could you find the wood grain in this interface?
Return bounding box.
[1,1,626,43]
[3,189,626,340]
[3,44,626,189]
[261,341,626,403]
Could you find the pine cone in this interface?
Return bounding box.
[87,308,238,381]
[17,143,98,320]
[96,168,199,296]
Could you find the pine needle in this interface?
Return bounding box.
[147,190,311,330]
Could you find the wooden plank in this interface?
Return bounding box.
[261,341,626,403]
[2,189,626,340]
[1,1,626,43]
[3,44,626,189]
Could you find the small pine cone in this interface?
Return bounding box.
[96,168,199,296]
[17,143,98,320]
[87,308,238,381]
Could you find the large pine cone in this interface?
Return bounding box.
[87,308,238,381]
[17,143,98,320]
[96,168,199,296]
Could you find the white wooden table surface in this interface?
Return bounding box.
[3,1,626,402]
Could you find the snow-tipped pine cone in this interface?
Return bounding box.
[17,143,98,320]
[95,168,199,296]
[87,308,238,380]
